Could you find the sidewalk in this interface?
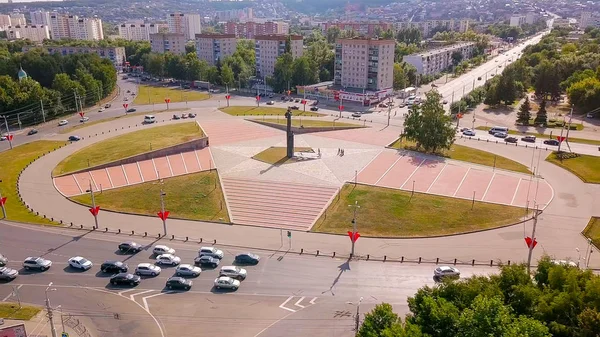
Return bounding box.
[2,309,95,337]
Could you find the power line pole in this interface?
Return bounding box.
[73,90,79,114]
[1,116,12,150]
[0,186,7,219]
[526,205,539,274]
[349,201,360,256]
[45,284,58,337]
[40,99,46,123]
[354,297,363,336]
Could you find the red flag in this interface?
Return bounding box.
[256,95,260,101]
[338,105,344,111]
[225,95,231,100]
[7,134,13,141]
[525,236,537,249]
[0,197,6,206]
[158,211,170,221]
[301,100,307,105]
[164,98,171,103]
[123,103,128,109]
[89,206,100,216]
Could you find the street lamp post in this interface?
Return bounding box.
[576,247,581,267]
[86,181,99,229]
[1,115,13,149]
[348,201,360,256]
[347,297,364,336]
[586,238,593,269]
[45,283,58,337]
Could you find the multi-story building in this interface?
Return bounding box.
[0,15,11,27]
[10,13,26,26]
[395,19,470,38]
[49,13,103,40]
[215,8,252,22]
[579,12,600,28]
[255,34,303,78]
[402,42,475,76]
[74,18,103,40]
[150,33,187,54]
[321,22,394,38]
[167,13,201,40]
[30,11,50,26]
[195,33,237,65]
[118,23,159,41]
[6,25,50,42]
[225,21,289,39]
[333,37,395,103]
[510,15,527,27]
[22,46,126,67]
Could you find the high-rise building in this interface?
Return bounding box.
[6,25,50,42]
[579,12,599,28]
[22,45,126,67]
[30,11,51,26]
[74,18,103,40]
[215,8,252,22]
[321,22,393,38]
[0,15,12,26]
[150,33,187,54]
[195,33,237,66]
[49,13,103,40]
[255,34,303,78]
[118,23,159,41]
[225,21,288,39]
[9,13,26,26]
[167,13,201,40]
[402,42,475,76]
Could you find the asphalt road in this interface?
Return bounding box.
[0,222,497,337]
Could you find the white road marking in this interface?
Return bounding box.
[129,289,155,301]
[142,291,173,311]
[511,178,522,206]
[426,163,448,193]
[481,172,496,201]
[278,296,296,312]
[117,288,137,296]
[194,149,202,170]
[294,296,305,308]
[136,161,145,182]
[400,158,427,190]
[105,168,114,188]
[121,165,130,185]
[374,156,403,185]
[180,153,189,174]
[2,284,22,302]
[453,167,471,197]
[309,297,317,305]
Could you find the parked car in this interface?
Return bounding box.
[80,117,89,123]
[135,263,161,277]
[27,129,38,136]
[172,114,181,120]
[176,264,201,277]
[58,120,69,126]
[198,247,224,259]
[188,113,196,118]
[98,108,105,112]
[68,135,81,141]
[505,136,518,143]
[194,255,220,268]
[127,108,136,113]
[219,266,247,280]
[68,256,93,271]
[378,103,387,108]
[166,277,192,290]
[234,253,260,265]
[118,241,143,253]
[586,113,595,118]
[23,257,52,271]
[153,245,175,256]
[493,132,508,138]
[101,260,128,273]
[104,103,111,108]
[110,273,140,286]
[156,254,181,266]
[294,99,300,103]
[544,139,560,146]
[462,129,476,136]
[434,266,460,279]
[123,97,128,101]
[214,276,240,290]
[0,254,7,267]
[0,267,18,280]
[181,113,188,119]
[477,77,482,80]
[266,101,275,105]
[521,135,536,143]
[310,106,319,111]
[290,106,299,110]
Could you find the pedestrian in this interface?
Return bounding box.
[318,148,321,157]
[337,148,340,156]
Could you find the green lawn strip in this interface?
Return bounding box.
[53,122,203,176]
[259,118,361,128]
[0,141,66,225]
[220,106,323,117]
[134,85,209,105]
[313,184,529,237]
[252,146,313,165]
[475,126,597,145]
[0,303,42,320]
[389,139,531,174]
[71,171,229,222]
[546,152,600,184]
[583,217,600,249]
[58,108,191,134]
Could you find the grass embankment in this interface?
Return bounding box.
[134,85,209,105]
[313,184,528,237]
[0,303,42,320]
[583,217,600,249]
[220,106,323,117]
[259,118,361,128]
[53,122,203,176]
[252,147,314,165]
[71,171,229,222]
[0,141,66,225]
[389,139,531,174]
[546,152,600,184]
[475,126,599,145]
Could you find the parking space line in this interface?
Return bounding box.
[278,296,296,312]
[453,167,471,197]
[121,165,130,185]
[142,291,173,311]
[374,156,402,185]
[2,285,22,302]
[294,296,305,308]
[129,289,154,301]
[180,153,189,174]
[426,163,447,193]
[511,178,522,206]
[400,158,427,190]
[481,172,496,201]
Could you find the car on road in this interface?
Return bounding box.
[143,115,155,124]
[544,139,560,146]
[378,103,387,108]
[68,256,93,271]
[98,108,105,112]
[0,254,7,267]
[294,99,300,103]
[135,263,161,277]
[101,260,128,273]
[505,136,518,143]
[166,277,192,290]
[153,245,175,256]
[235,253,260,265]
[68,135,81,141]
[266,101,275,105]
[434,266,460,279]
[0,135,7,141]
[198,247,224,259]
[80,117,89,123]
[127,108,136,113]
[181,113,188,119]
[105,103,111,108]
[172,114,181,120]
[352,112,362,118]
[176,264,201,277]
[194,255,220,268]
[23,257,52,271]
[219,266,247,280]
[521,135,536,143]
[462,129,476,136]
[586,113,595,118]
[118,241,143,253]
[156,254,181,266]
[0,267,18,280]
[493,132,508,138]
[310,106,319,111]
[27,129,38,136]
[110,273,140,286]
[214,276,240,290]
[123,97,128,101]
[477,77,482,80]
[58,120,68,126]
[442,100,448,104]
[290,105,299,110]
[188,113,196,118]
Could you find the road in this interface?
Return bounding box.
[0,222,498,337]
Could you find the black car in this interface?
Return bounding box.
[234,253,260,265]
[101,260,128,273]
[544,139,559,146]
[110,273,140,286]
[172,114,181,120]
[310,107,319,111]
[166,277,192,290]
[27,129,38,136]
[194,256,220,268]
[294,99,300,103]
[290,106,299,110]
[504,136,518,143]
[118,241,142,253]
[68,135,81,141]
[0,254,7,267]
[188,113,196,118]
[127,108,136,113]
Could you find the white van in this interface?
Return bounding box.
[488,126,508,135]
[143,115,156,124]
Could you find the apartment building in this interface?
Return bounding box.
[395,19,470,38]
[22,46,126,67]
[74,18,104,40]
[167,13,201,40]
[10,13,26,26]
[579,12,600,28]
[49,13,103,40]
[402,42,475,76]
[195,33,237,66]
[118,23,159,41]
[255,34,303,78]
[0,15,11,27]
[215,8,252,22]
[321,22,394,37]
[333,37,395,103]
[150,33,187,54]
[510,13,538,27]
[225,21,288,39]
[6,25,50,42]
[30,11,50,26]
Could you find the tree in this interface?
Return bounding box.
[534,60,561,100]
[52,73,85,110]
[517,96,531,125]
[403,91,455,153]
[567,77,600,111]
[457,296,513,337]
[326,26,341,44]
[220,63,234,88]
[393,63,408,90]
[451,51,463,67]
[291,56,316,87]
[358,304,425,337]
[396,28,422,45]
[269,53,294,92]
[534,99,548,125]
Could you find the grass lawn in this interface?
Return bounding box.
[313,184,529,237]
[389,139,531,174]
[259,118,362,128]
[0,141,66,225]
[0,303,42,320]
[53,122,203,176]
[546,152,600,184]
[583,217,600,249]
[475,126,598,145]
[220,106,323,117]
[252,146,313,165]
[71,171,229,222]
[134,85,209,105]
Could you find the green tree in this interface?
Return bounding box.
[534,99,548,125]
[306,40,334,81]
[457,295,513,337]
[358,303,400,337]
[326,26,341,44]
[567,77,600,111]
[534,60,561,100]
[52,73,85,110]
[291,56,316,86]
[396,27,422,45]
[393,63,408,90]
[517,96,531,125]
[206,66,220,84]
[484,82,500,106]
[269,53,294,92]
[451,51,463,67]
[143,53,166,79]
[220,63,234,88]
[403,91,455,153]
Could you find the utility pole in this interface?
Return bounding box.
[40,100,46,123]
[526,205,539,274]
[563,105,574,151]
[586,238,593,269]
[45,283,58,337]
[88,181,98,229]
[160,189,167,236]
[349,201,360,256]
[73,90,79,114]
[354,297,363,336]
[387,97,392,126]
[0,185,6,219]
[1,115,12,150]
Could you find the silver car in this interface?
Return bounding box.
[214,276,240,290]
[219,266,247,280]
[153,245,175,256]
[135,263,161,277]
[23,257,52,271]
[156,254,181,266]
[176,264,201,277]
[0,267,18,280]
[434,266,460,279]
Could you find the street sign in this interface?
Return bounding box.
[225,95,231,100]
[525,236,537,249]
[164,98,171,103]
[347,231,360,243]
[158,211,170,221]
[301,100,307,105]
[287,231,291,238]
[338,105,344,111]
[89,206,100,216]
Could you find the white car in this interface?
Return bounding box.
[352,112,362,118]
[176,264,201,277]
[587,113,595,119]
[68,256,93,270]
[462,129,476,136]
[156,254,181,266]
[98,108,105,112]
[153,245,175,256]
[80,117,89,123]
[198,247,224,259]
[58,120,68,126]
[219,266,247,280]
[434,266,460,278]
[135,263,161,276]
[214,276,240,290]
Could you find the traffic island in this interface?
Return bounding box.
[546,152,600,184]
[134,85,209,104]
[0,303,41,320]
[583,217,600,249]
